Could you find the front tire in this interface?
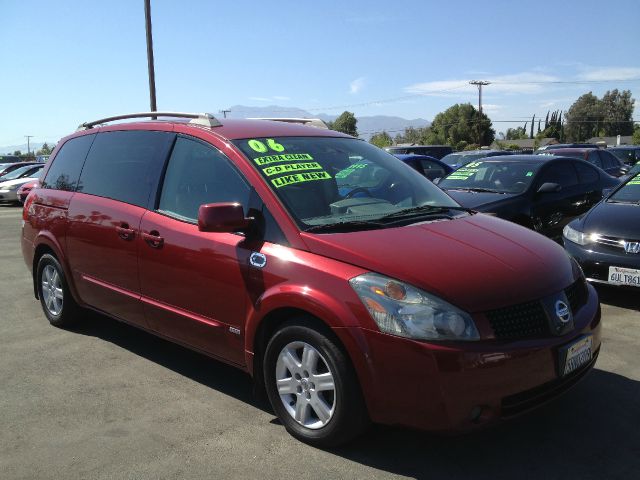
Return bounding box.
[263,318,368,447]
[36,254,80,327]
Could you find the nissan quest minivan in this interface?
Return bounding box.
[22,112,601,447]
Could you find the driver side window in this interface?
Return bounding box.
[537,162,579,189]
[158,136,251,222]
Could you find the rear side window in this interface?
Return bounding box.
[158,136,251,221]
[419,159,446,178]
[78,131,171,207]
[574,162,599,183]
[41,134,95,191]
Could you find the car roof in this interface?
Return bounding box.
[478,154,565,163]
[392,153,441,161]
[544,148,595,153]
[446,149,504,155]
[74,118,353,142]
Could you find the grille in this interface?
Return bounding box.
[486,300,548,339]
[487,279,589,340]
[595,235,638,250]
[565,278,588,314]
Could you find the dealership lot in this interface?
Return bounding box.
[1,204,638,479]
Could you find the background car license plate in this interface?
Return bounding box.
[560,335,593,377]
[608,266,640,287]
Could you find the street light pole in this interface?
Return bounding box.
[144,0,157,117]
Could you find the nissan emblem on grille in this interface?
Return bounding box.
[555,301,571,324]
[624,241,640,254]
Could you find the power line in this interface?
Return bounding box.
[231,77,640,115]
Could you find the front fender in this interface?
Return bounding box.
[243,283,379,414]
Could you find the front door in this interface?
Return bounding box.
[531,160,584,238]
[138,135,253,365]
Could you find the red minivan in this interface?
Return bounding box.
[22,113,601,447]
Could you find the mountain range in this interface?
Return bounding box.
[0,106,431,152]
[226,105,430,140]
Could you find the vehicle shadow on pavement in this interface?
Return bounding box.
[332,368,640,479]
[71,310,269,412]
[595,284,640,311]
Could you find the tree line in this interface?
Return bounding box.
[325,89,638,149]
[5,143,55,159]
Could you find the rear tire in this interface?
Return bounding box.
[36,254,80,327]
[263,318,369,447]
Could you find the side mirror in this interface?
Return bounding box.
[198,203,252,233]
[537,182,561,194]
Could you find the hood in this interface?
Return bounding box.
[301,214,574,313]
[445,189,518,211]
[581,201,640,239]
[0,177,38,189]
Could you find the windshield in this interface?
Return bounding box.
[610,148,640,164]
[440,153,486,167]
[233,136,460,229]
[438,160,542,194]
[609,174,640,203]
[3,165,40,180]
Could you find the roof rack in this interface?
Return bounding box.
[76,112,222,131]
[248,117,329,129]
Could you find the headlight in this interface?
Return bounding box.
[349,273,479,341]
[563,224,594,245]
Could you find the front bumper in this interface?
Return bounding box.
[356,283,601,432]
[0,189,19,202]
[565,240,640,286]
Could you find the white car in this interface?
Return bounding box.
[0,165,44,203]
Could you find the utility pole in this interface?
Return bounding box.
[219,109,231,119]
[25,135,34,157]
[469,80,490,145]
[144,0,157,117]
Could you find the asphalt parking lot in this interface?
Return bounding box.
[1,203,638,480]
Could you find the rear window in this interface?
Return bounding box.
[41,134,95,191]
[77,131,172,207]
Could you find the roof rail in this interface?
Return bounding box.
[76,112,222,131]
[248,117,329,129]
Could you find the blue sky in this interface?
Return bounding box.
[1,0,639,147]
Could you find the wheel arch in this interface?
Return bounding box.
[246,296,375,416]
[32,235,80,304]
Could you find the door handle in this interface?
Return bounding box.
[116,224,136,240]
[142,231,164,248]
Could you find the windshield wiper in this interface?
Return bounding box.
[380,204,473,221]
[303,219,387,233]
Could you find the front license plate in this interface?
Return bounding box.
[560,336,593,377]
[608,266,640,287]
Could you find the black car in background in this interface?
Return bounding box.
[541,148,628,177]
[0,162,40,179]
[608,146,640,166]
[440,149,512,170]
[438,155,620,240]
[383,145,453,159]
[563,174,640,287]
